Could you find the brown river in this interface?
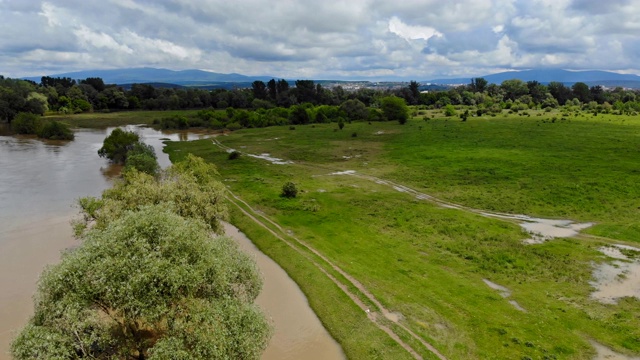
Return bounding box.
[0,124,344,360]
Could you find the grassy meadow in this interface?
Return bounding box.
[162,110,640,360]
[47,109,202,128]
[55,108,640,359]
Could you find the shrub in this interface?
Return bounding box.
[228,150,241,160]
[124,153,159,175]
[98,128,140,164]
[37,121,74,140]
[226,122,242,131]
[123,142,159,175]
[380,96,409,124]
[11,112,43,134]
[443,104,457,117]
[281,182,298,198]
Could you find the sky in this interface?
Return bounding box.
[1,0,640,80]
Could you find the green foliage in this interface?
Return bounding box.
[36,120,74,140]
[13,206,270,360]
[339,99,368,121]
[226,121,242,131]
[123,142,159,175]
[380,96,409,124]
[11,112,43,134]
[155,115,189,129]
[443,104,457,117]
[289,105,311,125]
[228,150,241,160]
[124,153,159,175]
[76,155,227,235]
[367,108,384,122]
[281,182,298,198]
[98,128,139,164]
[15,155,270,358]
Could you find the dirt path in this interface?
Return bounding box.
[226,191,447,360]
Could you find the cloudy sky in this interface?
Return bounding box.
[1,0,639,80]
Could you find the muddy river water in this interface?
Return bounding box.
[0,125,343,359]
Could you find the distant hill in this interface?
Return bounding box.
[22,67,275,85]
[426,69,640,88]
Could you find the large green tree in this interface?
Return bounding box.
[12,157,271,359]
[12,206,270,360]
[380,96,409,124]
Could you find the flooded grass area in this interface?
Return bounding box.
[165,114,640,359]
[591,244,640,305]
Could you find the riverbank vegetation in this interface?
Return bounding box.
[98,128,160,175]
[11,112,74,140]
[12,155,271,359]
[163,113,640,359]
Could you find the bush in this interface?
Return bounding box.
[380,96,409,124]
[124,143,159,175]
[444,104,457,117]
[281,182,298,198]
[37,121,74,140]
[11,112,43,134]
[226,122,242,131]
[228,150,241,160]
[124,153,159,175]
[98,128,140,164]
[157,115,189,130]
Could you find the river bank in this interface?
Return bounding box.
[0,125,343,359]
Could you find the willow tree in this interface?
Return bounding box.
[75,154,227,236]
[12,156,271,359]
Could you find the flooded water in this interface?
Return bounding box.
[223,223,345,360]
[0,124,341,359]
[591,245,640,304]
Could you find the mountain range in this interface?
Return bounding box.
[425,69,640,86]
[22,67,640,88]
[22,68,274,86]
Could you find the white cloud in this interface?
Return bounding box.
[388,16,442,41]
[74,26,133,54]
[38,2,61,27]
[0,0,639,79]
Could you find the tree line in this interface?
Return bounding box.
[2,73,640,126]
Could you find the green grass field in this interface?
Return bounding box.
[164,111,640,359]
[47,109,202,128]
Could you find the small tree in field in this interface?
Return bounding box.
[281,182,298,198]
[444,104,457,117]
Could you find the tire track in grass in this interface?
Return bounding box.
[225,190,447,360]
